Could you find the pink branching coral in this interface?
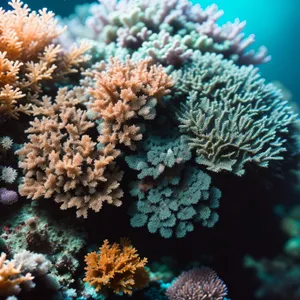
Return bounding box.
[0,252,34,296]
[89,57,173,150]
[0,0,91,119]
[16,87,123,218]
[166,267,228,300]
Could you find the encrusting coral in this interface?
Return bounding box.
[16,87,123,218]
[84,238,149,295]
[89,57,173,150]
[0,252,34,296]
[0,0,91,120]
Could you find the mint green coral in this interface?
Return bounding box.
[129,166,221,238]
[125,127,191,180]
[174,52,297,176]
[126,124,221,238]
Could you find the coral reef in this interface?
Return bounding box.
[84,239,149,295]
[0,0,298,298]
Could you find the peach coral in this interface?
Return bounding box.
[16,87,123,218]
[0,0,91,119]
[84,239,149,295]
[0,252,34,296]
[89,57,173,150]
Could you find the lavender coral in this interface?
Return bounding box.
[16,87,123,218]
[64,0,269,66]
[166,267,228,300]
[0,188,18,205]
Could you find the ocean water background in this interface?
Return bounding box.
[1,0,299,104]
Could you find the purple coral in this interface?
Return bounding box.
[0,188,18,205]
[166,267,228,300]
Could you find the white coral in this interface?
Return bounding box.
[0,136,13,150]
[1,167,18,183]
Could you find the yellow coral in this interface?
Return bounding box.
[0,252,34,296]
[84,239,149,295]
[0,0,90,119]
[89,57,173,150]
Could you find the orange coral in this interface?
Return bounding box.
[0,252,34,296]
[16,87,123,218]
[0,0,91,119]
[84,239,149,295]
[89,57,173,150]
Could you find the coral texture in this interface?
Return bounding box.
[84,239,149,295]
[16,88,123,218]
[0,0,90,119]
[89,57,173,150]
[166,267,228,300]
[0,252,34,296]
[175,52,296,176]
[0,203,87,287]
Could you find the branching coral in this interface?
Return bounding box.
[174,52,296,176]
[89,57,173,150]
[16,87,123,218]
[84,239,149,295]
[0,0,91,120]
[64,0,269,65]
[132,31,193,70]
[166,267,228,300]
[0,252,34,296]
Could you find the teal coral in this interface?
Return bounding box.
[175,52,296,176]
[125,126,191,180]
[129,166,221,238]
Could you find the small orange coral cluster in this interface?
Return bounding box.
[84,239,149,295]
[0,0,90,119]
[89,57,173,150]
[0,252,33,296]
[16,88,123,218]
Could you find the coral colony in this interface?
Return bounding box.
[0,0,298,299]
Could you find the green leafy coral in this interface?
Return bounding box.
[126,124,221,238]
[129,165,221,238]
[174,52,297,176]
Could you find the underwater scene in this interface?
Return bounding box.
[0,0,299,299]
